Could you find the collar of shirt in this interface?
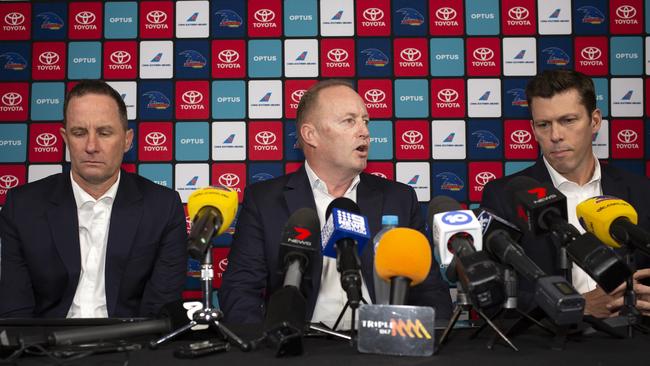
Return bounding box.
[304,161,361,198]
[542,154,601,191]
[71,171,120,209]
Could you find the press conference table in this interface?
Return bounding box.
[4,320,649,366]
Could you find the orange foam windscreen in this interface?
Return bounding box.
[375,227,432,286]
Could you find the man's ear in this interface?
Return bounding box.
[300,122,317,148]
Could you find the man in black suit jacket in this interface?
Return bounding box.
[481,70,650,317]
[0,80,187,318]
[219,80,452,324]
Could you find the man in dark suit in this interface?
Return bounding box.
[220,80,452,325]
[0,80,187,318]
[481,70,650,317]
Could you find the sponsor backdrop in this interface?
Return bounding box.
[0,0,649,299]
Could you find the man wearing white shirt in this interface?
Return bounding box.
[0,80,187,318]
[482,70,650,317]
[220,80,452,325]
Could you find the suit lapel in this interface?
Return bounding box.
[104,173,143,315]
[47,173,82,312]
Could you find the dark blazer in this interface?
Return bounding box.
[0,172,188,318]
[219,166,452,323]
[481,159,650,308]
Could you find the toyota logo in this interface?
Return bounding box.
[473,47,494,61]
[475,171,496,186]
[255,131,276,145]
[400,48,421,62]
[2,92,22,106]
[617,129,638,143]
[4,12,25,25]
[0,175,19,189]
[145,131,166,146]
[327,48,348,62]
[581,47,601,61]
[146,10,167,24]
[370,172,387,179]
[254,9,275,22]
[36,132,57,147]
[510,130,531,144]
[218,173,240,187]
[435,7,457,20]
[75,11,96,25]
[218,258,228,272]
[182,90,203,105]
[508,6,529,20]
[39,51,59,65]
[616,5,636,19]
[402,130,423,144]
[363,8,384,21]
[218,49,239,63]
[364,89,385,103]
[291,89,306,103]
[437,89,459,102]
[110,50,131,64]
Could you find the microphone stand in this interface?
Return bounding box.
[439,287,518,352]
[331,295,368,344]
[149,250,250,351]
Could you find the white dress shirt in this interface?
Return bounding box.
[543,156,602,294]
[67,172,120,318]
[305,162,373,329]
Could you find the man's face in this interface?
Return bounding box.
[60,93,133,188]
[307,85,370,175]
[530,88,601,179]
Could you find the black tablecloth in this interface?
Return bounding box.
[3,322,649,366]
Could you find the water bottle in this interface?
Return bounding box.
[373,215,398,305]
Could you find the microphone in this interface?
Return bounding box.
[374,228,432,305]
[321,197,371,308]
[49,318,173,346]
[475,208,585,325]
[263,208,320,357]
[186,186,238,260]
[577,196,650,257]
[429,196,505,309]
[505,176,632,293]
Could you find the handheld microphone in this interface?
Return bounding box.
[321,198,371,308]
[476,208,585,325]
[577,196,650,257]
[186,186,238,260]
[429,196,505,309]
[375,228,432,305]
[505,177,632,293]
[263,208,320,357]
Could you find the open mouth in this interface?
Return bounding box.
[356,145,368,153]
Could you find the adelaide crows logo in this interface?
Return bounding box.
[541,47,570,66]
[0,52,27,71]
[396,8,424,26]
[215,9,243,28]
[361,48,389,67]
[36,12,65,30]
[436,172,464,191]
[507,88,528,107]
[472,130,500,149]
[576,6,605,25]
[179,50,207,69]
[143,91,171,110]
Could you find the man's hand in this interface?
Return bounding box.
[606,268,650,317]
[583,286,616,318]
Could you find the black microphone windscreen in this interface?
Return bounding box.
[503,176,541,201]
[427,196,462,225]
[325,197,361,219]
[283,208,320,239]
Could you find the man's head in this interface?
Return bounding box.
[526,70,601,184]
[60,80,133,194]
[296,80,370,179]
